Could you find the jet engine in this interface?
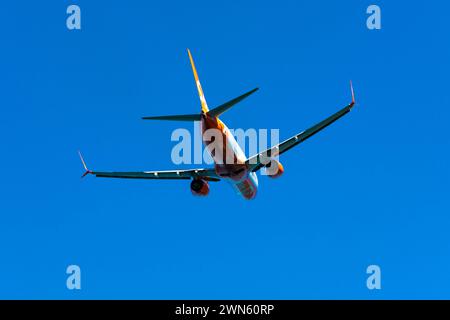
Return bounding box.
[190,178,210,196]
[266,160,284,178]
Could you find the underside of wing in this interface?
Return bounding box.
[91,168,220,181]
[247,82,356,172]
[78,152,220,181]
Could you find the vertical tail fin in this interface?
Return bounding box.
[187,49,209,113]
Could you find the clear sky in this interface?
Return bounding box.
[0,0,449,299]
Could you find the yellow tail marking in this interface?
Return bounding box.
[187,49,209,113]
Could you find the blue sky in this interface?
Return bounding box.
[0,1,449,299]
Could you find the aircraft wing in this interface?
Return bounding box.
[78,152,220,181]
[246,82,356,172]
[91,169,220,181]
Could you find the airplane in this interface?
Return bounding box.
[79,49,356,200]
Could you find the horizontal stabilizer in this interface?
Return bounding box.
[142,114,201,121]
[207,88,259,118]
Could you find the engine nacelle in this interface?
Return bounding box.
[190,178,210,196]
[266,160,284,178]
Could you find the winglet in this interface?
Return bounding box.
[349,81,356,108]
[78,151,92,178]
